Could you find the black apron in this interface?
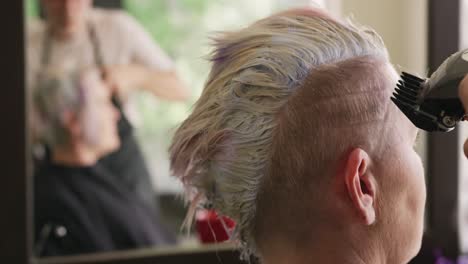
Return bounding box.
[40,23,159,214]
[34,162,176,256]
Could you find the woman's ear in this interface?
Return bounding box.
[343,148,377,225]
[61,110,81,141]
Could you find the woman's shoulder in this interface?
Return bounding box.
[34,163,90,212]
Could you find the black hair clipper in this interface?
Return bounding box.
[391,49,468,132]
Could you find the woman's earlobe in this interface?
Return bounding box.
[62,110,81,139]
[344,148,377,225]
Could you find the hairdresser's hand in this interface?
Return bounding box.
[103,64,190,102]
[460,75,468,158]
[102,64,149,101]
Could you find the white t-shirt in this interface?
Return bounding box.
[27,8,174,89]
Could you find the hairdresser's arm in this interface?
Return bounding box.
[460,75,468,158]
[103,11,190,102]
[103,64,189,101]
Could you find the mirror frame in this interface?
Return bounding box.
[0,0,30,263]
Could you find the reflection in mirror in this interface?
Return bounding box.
[25,0,329,259]
[29,0,186,257]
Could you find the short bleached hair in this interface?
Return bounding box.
[170,8,391,257]
[33,68,94,148]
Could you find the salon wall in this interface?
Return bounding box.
[341,0,428,75]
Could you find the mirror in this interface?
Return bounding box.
[25,0,333,259]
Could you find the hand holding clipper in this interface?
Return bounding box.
[460,75,468,157]
[391,49,468,132]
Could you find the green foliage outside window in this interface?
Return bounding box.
[25,0,39,18]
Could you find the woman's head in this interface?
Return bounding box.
[34,68,120,160]
[256,56,425,262]
[170,7,425,263]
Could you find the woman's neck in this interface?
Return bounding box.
[52,143,98,167]
[261,229,386,264]
[47,22,87,42]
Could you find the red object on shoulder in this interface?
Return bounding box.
[195,209,236,243]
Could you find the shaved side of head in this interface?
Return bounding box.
[255,56,398,251]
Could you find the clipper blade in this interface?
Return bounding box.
[395,72,425,104]
[391,72,443,132]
